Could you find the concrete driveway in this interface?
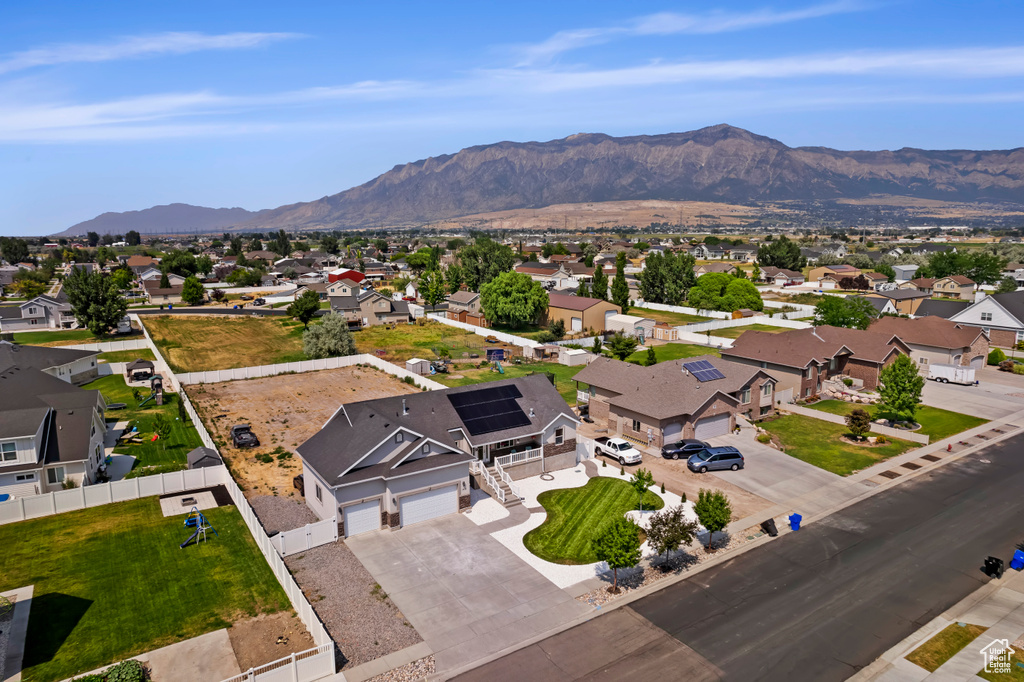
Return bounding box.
[922,374,1024,419]
[345,513,592,675]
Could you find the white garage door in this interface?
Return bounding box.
[694,413,731,440]
[571,316,583,332]
[343,500,380,538]
[400,486,457,527]
[970,355,984,370]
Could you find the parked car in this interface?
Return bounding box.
[231,424,260,448]
[240,294,254,301]
[253,297,266,306]
[687,446,744,473]
[595,437,643,465]
[661,439,708,460]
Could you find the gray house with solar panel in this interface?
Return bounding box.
[296,375,579,538]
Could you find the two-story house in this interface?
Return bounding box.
[0,293,76,331]
[446,291,488,327]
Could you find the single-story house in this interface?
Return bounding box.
[760,267,804,286]
[721,326,910,401]
[546,293,621,333]
[809,264,861,289]
[297,375,579,537]
[143,281,184,305]
[605,314,655,341]
[187,447,223,469]
[693,263,738,277]
[949,291,1024,348]
[869,316,988,372]
[573,355,778,447]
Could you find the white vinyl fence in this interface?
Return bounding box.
[221,646,334,682]
[679,317,811,333]
[97,362,127,377]
[633,301,733,319]
[62,339,151,352]
[271,517,339,557]
[427,313,543,350]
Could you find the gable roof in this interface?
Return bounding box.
[0,341,97,372]
[869,316,984,350]
[447,290,480,305]
[548,292,609,312]
[939,275,975,286]
[871,289,930,301]
[722,326,906,369]
[914,298,971,319]
[961,291,1024,326]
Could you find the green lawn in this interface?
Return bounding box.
[636,308,711,326]
[762,414,917,476]
[13,329,144,347]
[83,375,203,476]
[524,477,664,564]
[906,623,988,672]
[806,400,987,442]
[435,361,586,404]
[98,348,157,363]
[626,343,719,364]
[712,323,792,339]
[0,498,290,682]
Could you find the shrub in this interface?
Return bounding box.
[256,453,273,464]
[756,433,771,444]
[999,359,1016,372]
[1013,364,1024,376]
[619,465,624,476]
[62,477,79,490]
[842,378,853,387]
[660,482,665,494]
[105,659,147,682]
[602,459,606,468]
[535,331,556,343]
[989,348,1007,365]
[875,435,887,444]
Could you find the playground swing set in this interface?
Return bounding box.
[180,507,218,549]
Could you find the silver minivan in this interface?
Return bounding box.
[687,446,744,473]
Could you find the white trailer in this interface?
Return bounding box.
[928,363,975,385]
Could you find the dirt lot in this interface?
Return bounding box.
[188,366,419,499]
[228,611,316,670]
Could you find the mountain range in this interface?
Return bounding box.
[59,124,1024,236]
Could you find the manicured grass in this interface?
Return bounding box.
[435,361,586,404]
[761,414,917,476]
[626,343,719,364]
[144,315,308,372]
[636,308,712,326]
[352,321,481,362]
[806,400,987,442]
[13,329,145,347]
[524,477,664,565]
[0,497,290,682]
[83,375,203,474]
[97,348,157,363]
[906,623,988,672]
[712,323,792,339]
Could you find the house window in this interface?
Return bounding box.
[919,357,928,365]
[804,387,811,397]
[829,358,837,371]
[16,474,34,482]
[760,406,771,416]
[740,388,751,404]
[315,484,322,502]
[555,427,564,445]
[804,367,813,379]
[421,443,429,454]
[1,442,15,462]
[981,312,993,322]
[762,382,773,397]
[631,419,641,432]
[1017,331,1024,343]
[28,307,36,314]
[46,467,65,484]
[396,433,403,443]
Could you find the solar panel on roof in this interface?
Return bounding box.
[447,385,532,436]
[683,360,725,382]
[447,384,522,409]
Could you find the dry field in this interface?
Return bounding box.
[143,315,306,373]
[187,366,419,498]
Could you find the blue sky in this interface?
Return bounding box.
[1,0,1023,235]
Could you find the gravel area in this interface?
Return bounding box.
[0,595,15,682]
[285,542,422,669]
[366,655,434,682]
[249,495,318,535]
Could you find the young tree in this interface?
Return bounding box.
[287,289,322,328]
[549,318,565,340]
[611,252,630,313]
[180,276,205,306]
[646,505,700,563]
[479,271,548,328]
[592,516,642,593]
[195,255,213,277]
[159,269,170,289]
[62,267,128,336]
[996,276,1018,294]
[756,236,805,270]
[303,312,357,358]
[751,263,761,282]
[444,264,463,294]
[630,467,655,512]
[645,347,657,366]
[592,336,603,354]
[878,354,924,423]
[591,264,609,301]
[846,408,873,440]
[607,331,638,360]
[153,414,172,438]
[576,279,590,298]
[419,268,447,309]
[812,295,878,330]
[693,489,733,551]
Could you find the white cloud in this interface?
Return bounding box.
[0,31,303,74]
[515,1,864,65]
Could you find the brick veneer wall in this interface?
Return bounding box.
[962,332,990,365]
[844,357,883,389]
[459,494,471,510]
[543,438,577,458]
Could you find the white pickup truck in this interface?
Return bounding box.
[595,437,643,465]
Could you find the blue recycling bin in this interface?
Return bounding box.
[1011,550,1024,571]
[168,304,173,310]
[789,513,802,531]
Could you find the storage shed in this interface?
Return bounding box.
[559,348,590,366]
[605,314,656,341]
[187,447,223,469]
[652,322,678,341]
[405,358,432,375]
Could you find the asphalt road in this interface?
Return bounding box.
[456,432,1024,682]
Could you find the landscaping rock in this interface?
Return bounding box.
[367,655,435,682]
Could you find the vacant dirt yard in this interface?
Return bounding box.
[187,366,419,499]
[143,315,307,373]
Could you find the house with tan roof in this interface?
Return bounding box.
[545,293,620,333]
[869,316,988,372]
[901,277,936,295]
[720,326,910,401]
[573,355,778,446]
[760,267,805,286]
[809,264,862,289]
[932,275,976,301]
[693,262,737,277]
[446,290,489,328]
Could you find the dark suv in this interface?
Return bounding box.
[687,446,744,473]
[661,439,708,460]
[231,424,260,448]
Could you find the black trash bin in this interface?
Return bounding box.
[761,519,779,537]
[984,556,1005,579]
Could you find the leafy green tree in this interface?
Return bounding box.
[10,278,45,298]
[419,268,447,309]
[611,252,630,313]
[180,276,205,306]
[751,263,761,281]
[996,276,1018,294]
[875,263,896,282]
[125,230,141,246]
[159,269,170,289]
[812,295,878,330]
[592,336,603,354]
[87,231,100,247]
[687,272,733,310]
[405,249,433,273]
[227,236,244,256]
[161,249,197,276]
[271,229,291,257]
[459,238,515,290]
[757,236,805,270]
[576,279,590,298]
[303,312,356,359]
[646,505,699,562]
[446,238,465,251]
[153,414,172,438]
[721,278,763,311]
[846,408,872,440]
[0,237,29,264]
[630,467,655,512]
[479,271,548,328]
[607,331,638,360]
[645,347,657,366]
[248,237,263,252]
[62,267,128,336]
[878,354,925,422]
[320,235,339,255]
[109,268,134,291]
[226,268,265,287]
[549,318,565,340]
[592,516,642,593]
[694,489,733,551]
[591,264,609,301]
[444,264,463,294]
[195,255,213,277]
[287,289,322,328]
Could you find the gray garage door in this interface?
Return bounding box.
[694,413,731,440]
[970,355,984,370]
[663,423,682,443]
[343,499,380,538]
[400,486,457,527]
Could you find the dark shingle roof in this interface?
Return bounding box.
[914,298,970,319]
[0,342,98,373]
